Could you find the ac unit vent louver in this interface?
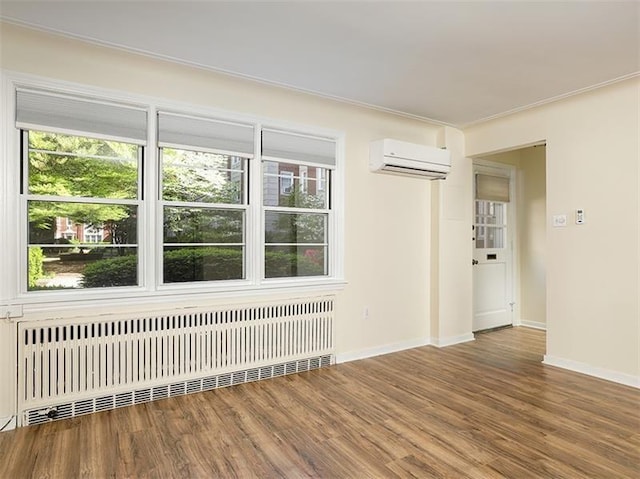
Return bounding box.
[370,138,451,179]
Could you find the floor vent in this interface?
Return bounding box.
[24,355,332,426]
[18,296,335,426]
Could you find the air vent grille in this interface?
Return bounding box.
[23,355,332,426]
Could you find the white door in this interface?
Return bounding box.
[472,167,514,332]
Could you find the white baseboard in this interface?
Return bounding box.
[336,337,431,363]
[432,333,475,348]
[519,320,546,330]
[0,416,17,432]
[543,355,640,389]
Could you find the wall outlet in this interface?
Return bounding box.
[0,305,23,319]
[576,208,585,225]
[363,307,369,320]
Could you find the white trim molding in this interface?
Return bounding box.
[336,337,430,364]
[519,320,546,331]
[431,333,475,348]
[462,72,640,128]
[543,355,640,389]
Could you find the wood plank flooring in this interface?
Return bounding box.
[0,327,638,478]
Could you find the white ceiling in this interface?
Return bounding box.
[1,1,638,126]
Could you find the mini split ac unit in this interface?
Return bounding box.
[369,138,451,179]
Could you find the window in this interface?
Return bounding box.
[262,129,334,278]
[475,173,510,249]
[279,170,294,195]
[13,84,341,298]
[158,112,253,284]
[475,200,506,249]
[161,148,247,283]
[17,89,146,291]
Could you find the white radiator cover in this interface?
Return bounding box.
[18,296,335,426]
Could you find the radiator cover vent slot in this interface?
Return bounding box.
[18,296,334,426]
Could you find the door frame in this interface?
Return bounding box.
[472,159,518,330]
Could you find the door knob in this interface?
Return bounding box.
[472,259,479,265]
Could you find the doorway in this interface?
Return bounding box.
[472,146,547,333]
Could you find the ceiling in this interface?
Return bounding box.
[1,1,638,127]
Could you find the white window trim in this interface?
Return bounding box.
[0,71,346,316]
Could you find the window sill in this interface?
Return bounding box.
[10,278,347,320]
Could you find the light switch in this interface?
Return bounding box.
[552,215,567,227]
[576,208,585,225]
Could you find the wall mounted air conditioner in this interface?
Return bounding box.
[369,139,451,179]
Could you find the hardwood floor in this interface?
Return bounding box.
[1,327,638,478]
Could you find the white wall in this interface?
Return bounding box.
[431,127,473,346]
[466,78,640,385]
[0,23,446,417]
[518,147,546,328]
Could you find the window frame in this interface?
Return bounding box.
[262,159,332,280]
[260,129,337,283]
[278,170,295,195]
[18,111,147,295]
[157,145,251,286]
[1,73,345,311]
[474,199,507,250]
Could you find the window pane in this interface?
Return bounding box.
[265,246,327,278]
[28,246,137,290]
[263,161,328,208]
[28,202,137,245]
[475,200,506,249]
[495,203,505,225]
[265,212,327,244]
[163,207,244,243]
[27,201,138,290]
[162,148,245,204]
[163,246,244,283]
[475,225,484,249]
[485,226,505,248]
[475,200,506,226]
[28,131,138,199]
[476,226,505,249]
